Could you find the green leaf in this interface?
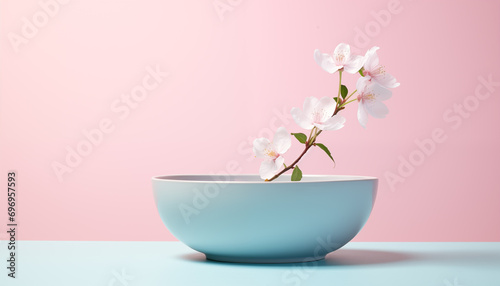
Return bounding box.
[315,143,335,165]
[358,67,365,77]
[291,165,303,181]
[291,133,307,144]
[341,85,348,99]
[333,97,340,103]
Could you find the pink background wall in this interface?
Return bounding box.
[1,0,499,242]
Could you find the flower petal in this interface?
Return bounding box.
[333,43,351,66]
[317,96,337,122]
[357,101,369,128]
[373,72,400,89]
[316,115,346,131]
[274,156,285,171]
[253,138,271,158]
[291,107,314,130]
[273,127,291,154]
[344,54,365,74]
[363,46,380,71]
[314,49,341,74]
[356,76,371,92]
[366,82,392,101]
[303,96,319,116]
[365,100,389,119]
[259,159,279,180]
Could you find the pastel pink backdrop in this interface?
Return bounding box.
[1,0,499,242]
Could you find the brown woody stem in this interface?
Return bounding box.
[266,107,343,182]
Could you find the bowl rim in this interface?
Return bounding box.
[152,174,378,184]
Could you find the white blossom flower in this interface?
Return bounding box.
[362,46,400,88]
[253,127,291,180]
[314,43,365,74]
[291,96,346,131]
[356,77,392,128]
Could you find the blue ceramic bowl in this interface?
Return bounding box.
[152,174,377,263]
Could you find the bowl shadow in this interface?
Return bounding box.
[323,248,413,266]
[179,248,414,268]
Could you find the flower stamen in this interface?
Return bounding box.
[265,149,278,159]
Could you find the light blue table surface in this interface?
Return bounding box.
[1,241,499,286]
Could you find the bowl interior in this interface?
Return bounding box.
[152,174,377,183]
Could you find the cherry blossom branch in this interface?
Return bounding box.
[341,98,358,107]
[337,71,343,102]
[266,105,346,182]
[343,89,357,103]
[255,43,399,182]
[265,140,314,182]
